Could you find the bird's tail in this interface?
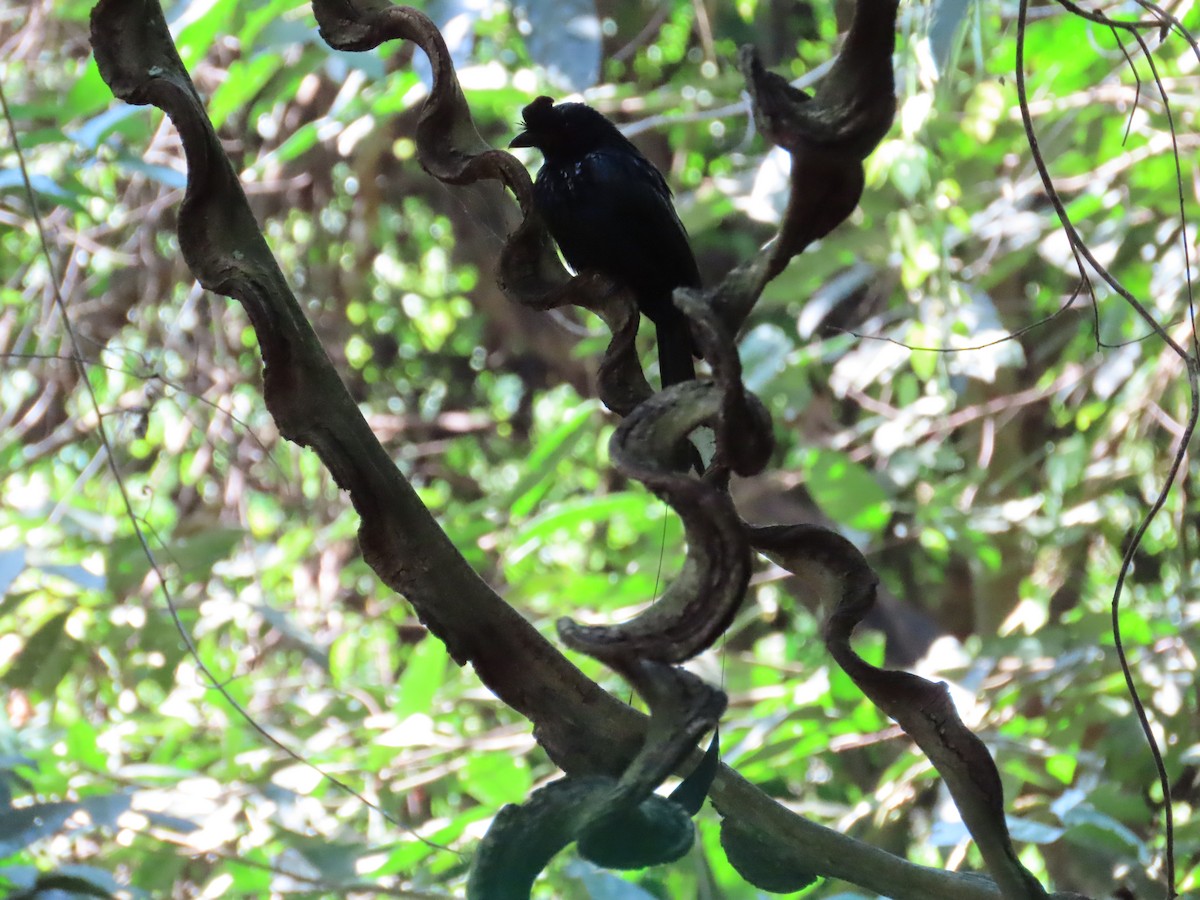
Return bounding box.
[656,313,697,388]
[655,312,705,473]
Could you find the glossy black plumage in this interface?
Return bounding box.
[511,96,701,387]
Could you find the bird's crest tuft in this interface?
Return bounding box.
[520,95,558,129]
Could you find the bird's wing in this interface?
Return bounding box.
[538,149,701,320]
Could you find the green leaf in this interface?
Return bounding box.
[1045,753,1077,784]
[208,53,283,129]
[240,0,311,48]
[510,493,655,558]
[1061,804,1145,857]
[170,528,244,581]
[393,638,448,721]
[268,120,320,164]
[69,105,144,150]
[508,401,599,519]
[105,536,153,598]
[63,58,114,120]
[174,0,240,68]
[284,832,365,885]
[0,801,79,856]
[79,794,132,830]
[928,0,973,70]
[65,720,107,771]
[906,322,938,381]
[802,449,892,533]
[0,171,89,214]
[3,612,73,693]
[460,752,533,807]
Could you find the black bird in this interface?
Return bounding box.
[511,96,701,388]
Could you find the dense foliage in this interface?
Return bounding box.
[2,0,1198,897]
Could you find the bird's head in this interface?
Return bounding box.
[510,95,627,163]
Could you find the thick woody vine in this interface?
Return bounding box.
[89,0,1092,897]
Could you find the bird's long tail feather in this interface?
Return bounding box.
[654,312,704,473]
[656,313,697,389]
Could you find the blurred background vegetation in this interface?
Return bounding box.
[2,0,1199,897]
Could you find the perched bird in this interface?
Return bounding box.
[511,96,701,388]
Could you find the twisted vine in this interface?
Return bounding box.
[85,0,1090,896]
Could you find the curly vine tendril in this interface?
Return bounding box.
[96,0,909,894]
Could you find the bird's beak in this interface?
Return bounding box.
[509,130,536,149]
